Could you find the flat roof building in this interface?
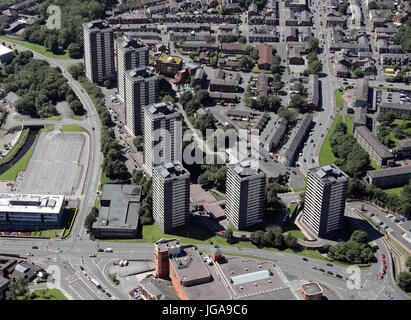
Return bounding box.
[0,45,13,64]
[0,193,65,230]
[365,166,411,189]
[225,160,266,230]
[394,140,411,160]
[115,35,149,102]
[354,126,394,167]
[302,164,349,239]
[153,162,190,233]
[143,102,182,176]
[91,184,141,239]
[124,67,159,136]
[300,282,323,300]
[83,20,115,84]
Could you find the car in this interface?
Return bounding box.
[379,274,384,279]
[303,158,306,162]
[388,214,393,218]
[319,268,325,272]
[32,246,39,249]
[79,266,84,271]
[382,269,386,275]
[394,218,400,223]
[89,253,96,257]
[320,133,324,137]
[302,257,308,261]
[383,265,387,269]
[336,274,343,278]
[383,225,389,229]
[312,266,318,270]
[326,263,333,267]
[12,43,16,46]
[310,139,314,143]
[369,213,374,217]
[92,127,95,131]
[26,253,33,256]
[327,271,333,275]
[97,248,104,252]
[106,292,112,298]
[382,259,386,264]
[381,253,385,258]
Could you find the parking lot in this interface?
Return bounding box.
[374,89,411,109]
[18,131,88,196]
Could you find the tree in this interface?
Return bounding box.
[397,271,411,292]
[179,91,193,106]
[104,80,112,89]
[306,60,323,75]
[368,1,379,10]
[239,36,247,44]
[294,82,305,94]
[272,54,281,66]
[250,230,265,247]
[308,37,319,51]
[69,99,84,115]
[84,207,99,230]
[350,230,368,244]
[289,94,307,111]
[44,34,59,53]
[406,255,411,272]
[133,136,143,151]
[5,278,31,300]
[67,43,82,59]
[238,55,255,72]
[285,233,298,249]
[206,36,216,44]
[225,229,235,244]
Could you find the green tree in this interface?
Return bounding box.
[239,36,247,44]
[397,271,411,292]
[225,229,235,244]
[308,37,319,51]
[69,99,84,115]
[350,230,368,244]
[368,1,379,9]
[5,278,31,300]
[285,233,298,249]
[179,91,193,106]
[44,34,59,53]
[250,230,265,247]
[84,207,99,230]
[406,255,411,272]
[206,36,216,44]
[289,94,307,111]
[133,136,143,151]
[307,60,323,75]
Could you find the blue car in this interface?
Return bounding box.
[312,266,318,270]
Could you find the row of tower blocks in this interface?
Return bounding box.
[83,21,350,238]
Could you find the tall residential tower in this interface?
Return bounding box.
[124,67,158,136]
[115,35,149,102]
[225,160,266,230]
[153,162,190,233]
[83,20,115,85]
[302,164,349,239]
[143,102,182,176]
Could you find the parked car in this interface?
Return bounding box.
[89,253,96,257]
[379,274,384,279]
[319,268,325,272]
[26,253,33,256]
[327,271,333,275]
[32,246,39,249]
[326,263,333,267]
[302,257,308,261]
[336,274,343,278]
[106,292,112,298]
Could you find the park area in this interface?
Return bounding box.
[31,288,67,300]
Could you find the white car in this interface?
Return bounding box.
[26,253,33,256]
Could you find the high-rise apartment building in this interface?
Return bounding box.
[225,160,266,230]
[302,164,349,238]
[124,67,158,136]
[152,162,190,233]
[115,35,149,102]
[143,102,182,176]
[83,20,115,85]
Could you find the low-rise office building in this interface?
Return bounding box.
[379,103,411,118]
[91,184,141,239]
[365,166,411,189]
[0,193,65,230]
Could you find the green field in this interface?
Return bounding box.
[31,288,67,300]
[0,148,33,181]
[72,115,86,121]
[319,115,343,166]
[60,124,84,132]
[46,115,62,121]
[336,89,345,107]
[345,115,354,134]
[383,186,404,196]
[41,124,55,132]
[289,202,297,215]
[0,36,70,59]
[292,186,306,193]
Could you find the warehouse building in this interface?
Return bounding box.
[0,193,65,230]
[91,184,141,239]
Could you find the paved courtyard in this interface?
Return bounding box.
[18,130,89,196]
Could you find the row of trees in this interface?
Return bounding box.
[303,49,323,76]
[393,18,411,53]
[84,207,99,230]
[132,170,153,225]
[329,122,372,179]
[1,51,70,118]
[377,111,411,148]
[325,230,374,264]
[101,129,129,181]
[250,226,299,250]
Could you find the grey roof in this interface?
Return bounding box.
[5,92,20,105]
[354,107,367,125]
[301,282,323,295]
[380,103,411,112]
[356,79,369,102]
[307,74,318,105]
[237,286,298,300]
[355,126,393,159]
[138,277,179,300]
[154,161,190,181]
[395,140,411,151]
[92,184,141,231]
[231,269,272,285]
[281,114,312,162]
[367,166,411,179]
[229,159,263,177]
[310,163,349,183]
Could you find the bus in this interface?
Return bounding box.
[90,279,101,288]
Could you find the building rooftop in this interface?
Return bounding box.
[158,53,182,64]
[138,277,179,300]
[154,162,189,181]
[144,101,180,120]
[0,193,64,214]
[355,126,393,159]
[84,20,111,31]
[229,159,263,177]
[301,282,323,295]
[367,166,411,178]
[395,139,411,150]
[0,44,12,56]
[117,34,148,50]
[125,67,156,80]
[310,164,349,183]
[92,184,141,231]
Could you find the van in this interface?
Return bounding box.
[104,248,113,252]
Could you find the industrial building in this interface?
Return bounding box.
[115,35,149,102]
[0,193,65,230]
[225,160,266,230]
[142,102,182,176]
[83,20,116,84]
[91,184,141,239]
[152,162,190,233]
[0,45,13,65]
[365,166,411,189]
[302,164,349,239]
[154,238,300,300]
[124,67,159,136]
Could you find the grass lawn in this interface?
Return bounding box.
[46,115,62,121]
[252,65,272,73]
[30,208,76,238]
[383,186,404,196]
[31,288,67,300]
[41,124,55,132]
[94,197,100,209]
[31,229,62,238]
[319,114,343,166]
[0,36,70,59]
[345,115,354,134]
[0,148,33,181]
[289,202,297,216]
[293,186,306,193]
[60,124,84,132]
[71,115,86,121]
[210,190,225,200]
[336,89,345,107]
[283,221,306,240]
[369,158,380,170]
